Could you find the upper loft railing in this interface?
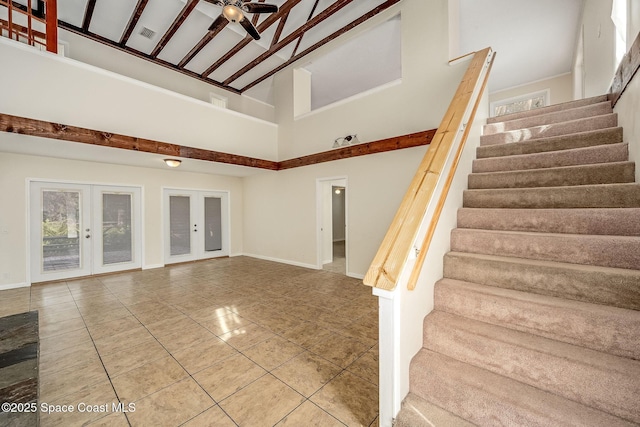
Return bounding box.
[363,47,495,291]
[0,0,57,53]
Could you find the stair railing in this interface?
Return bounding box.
[0,0,57,53]
[364,47,494,291]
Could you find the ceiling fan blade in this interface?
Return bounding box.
[202,0,225,6]
[239,16,261,40]
[244,3,278,14]
[208,14,229,32]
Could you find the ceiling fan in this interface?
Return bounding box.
[204,0,279,40]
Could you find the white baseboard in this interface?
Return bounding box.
[0,282,30,291]
[142,264,164,270]
[241,253,319,270]
[347,272,365,280]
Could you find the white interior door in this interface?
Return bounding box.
[164,189,229,264]
[30,182,142,283]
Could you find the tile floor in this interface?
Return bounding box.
[0,257,379,427]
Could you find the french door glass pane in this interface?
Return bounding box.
[41,190,80,272]
[204,197,222,252]
[102,193,133,265]
[170,196,191,256]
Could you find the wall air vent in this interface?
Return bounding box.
[139,27,156,39]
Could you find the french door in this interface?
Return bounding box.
[30,182,142,283]
[163,189,229,264]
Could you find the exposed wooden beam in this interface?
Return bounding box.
[0,114,432,172]
[82,0,97,32]
[290,0,319,58]
[150,0,198,58]
[278,130,436,170]
[270,10,289,48]
[58,21,241,94]
[201,0,303,78]
[0,113,278,170]
[177,22,226,68]
[119,0,149,46]
[241,0,402,92]
[224,0,355,86]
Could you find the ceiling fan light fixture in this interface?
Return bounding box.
[222,4,244,23]
[164,159,182,168]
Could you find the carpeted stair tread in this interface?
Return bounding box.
[483,102,613,135]
[443,251,640,310]
[473,143,629,173]
[477,127,623,159]
[463,183,640,209]
[409,349,636,427]
[394,392,474,427]
[486,95,610,124]
[422,311,640,422]
[468,161,635,189]
[434,278,640,359]
[456,207,640,235]
[480,113,618,146]
[450,228,640,269]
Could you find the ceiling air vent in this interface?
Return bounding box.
[139,27,156,39]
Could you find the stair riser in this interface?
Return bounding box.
[486,95,609,124]
[434,279,640,359]
[477,127,623,159]
[450,229,640,269]
[456,208,640,236]
[473,143,629,173]
[423,312,640,423]
[483,102,613,135]
[463,184,640,209]
[480,114,618,146]
[468,162,635,189]
[410,350,636,427]
[443,252,640,310]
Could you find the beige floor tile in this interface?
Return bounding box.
[86,315,142,340]
[154,323,216,353]
[40,380,118,427]
[276,401,346,427]
[188,306,232,322]
[82,306,132,327]
[38,307,83,326]
[133,305,185,325]
[219,322,275,350]
[181,405,237,427]
[100,340,169,378]
[279,321,334,349]
[93,326,155,356]
[144,315,196,337]
[308,333,371,368]
[310,371,378,427]
[346,348,379,385]
[29,293,75,309]
[171,337,238,374]
[220,374,305,427]
[243,335,305,371]
[33,301,79,314]
[126,378,214,427]
[111,355,188,402]
[38,316,86,338]
[198,311,253,335]
[39,342,101,375]
[193,353,266,402]
[84,412,130,426]
[40,358,109,402]
[39,327,92,354]
[272,352,342,397]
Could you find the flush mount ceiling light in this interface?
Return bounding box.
[164,159,182,168]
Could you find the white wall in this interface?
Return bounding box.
[0,151,243,288]
[58,29,276,123]
[274,0,465,160]
[580,0,618,97]
[242,147,427,276]
[0,37,278,161]
[489,73,574,107]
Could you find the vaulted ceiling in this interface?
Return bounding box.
[27,0,401,94]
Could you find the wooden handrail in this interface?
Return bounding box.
[363,47,494,291]
[1,0,56,52]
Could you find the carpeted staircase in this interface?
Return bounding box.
[395,95,640,426]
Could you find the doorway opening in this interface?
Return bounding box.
[317,177,347,275]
